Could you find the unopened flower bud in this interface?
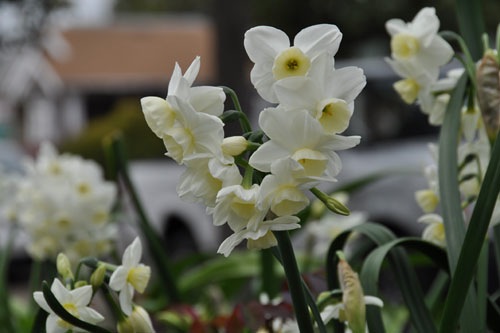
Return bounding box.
[476,51,500,142]
[337,252,366,333]
[56,253,73,280]
[222,136,248,156]
[74,280,87,288]
[90,263,107,289]
[311,188,350,216]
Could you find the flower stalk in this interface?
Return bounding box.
[274,230,315,332]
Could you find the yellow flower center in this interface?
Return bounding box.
[231,198,256,219]
[292,148,328,177]
[391,33,420,59]
[77,182,91,195]
[393,78,420,104]
[126,265,151,293]
[272,47,311,80]
[317,98,351,133]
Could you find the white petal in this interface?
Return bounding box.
[294,24,342,58]
[33,291,52,314]
[217,230,247,257]
[189,86,225,116]
[274,76,321,110]
[183,56,201,86]
[109,266,128,291]
[46,314,66,333]
[71,285,93,307]
[324,66,366,103]
[119,284,134,316]
[250,63,279,103]
[385,19,406,36]
[50,279,70,303]
[123,237,142,267]
[79,307,105,324]
[249,141,289,172]
[244,26,289,63]
[411,7,439,46]
[364,295,384,308]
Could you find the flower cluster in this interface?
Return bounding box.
[141,24,365,256]
[387,8,500,247]
[386,7,456,125]
[33,237,154,333]
[10,142,117,263]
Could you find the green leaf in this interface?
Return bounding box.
[438,72,468,271]
[455,0,486,60]
[178,252,260,292]
[361,238,448,333]
[41,281,111,333]
[326,224,440,333]
[439,131,500,332]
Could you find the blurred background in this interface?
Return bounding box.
[1,0,500,257]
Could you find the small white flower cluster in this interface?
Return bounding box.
[387,8,500,246]
[33,237,154,333]
[11,142,117,263]
[385,7,457,125]
[141,24,365,257]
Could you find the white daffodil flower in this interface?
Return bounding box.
[33,279,104,333]
[162,95,226,164]
[177,157,242,208]
[274,54,366,134]
[212,184,267,232]
[249,107,360,182]
[258,159,312,217]
[217,215,300,257]
[244,24,342,103]
[385,58,435,105]
[386,7,453,78]
[141,57,225,139]
[109,237,151,316]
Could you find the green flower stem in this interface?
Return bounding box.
[105,132,181,303]
[440,31,477,87]
[260,248,279,299]
[221,86,252,133]
[493,224,500,286]
[274,231,314,332]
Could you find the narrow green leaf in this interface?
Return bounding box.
[41,282,112,333]
[178,252,259,292]
[361,238,448,333]
[438,72,468,271]
[455,0,486,60]
[440,133,500,332]
[326,225,440,333]
[476,242,489,333]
